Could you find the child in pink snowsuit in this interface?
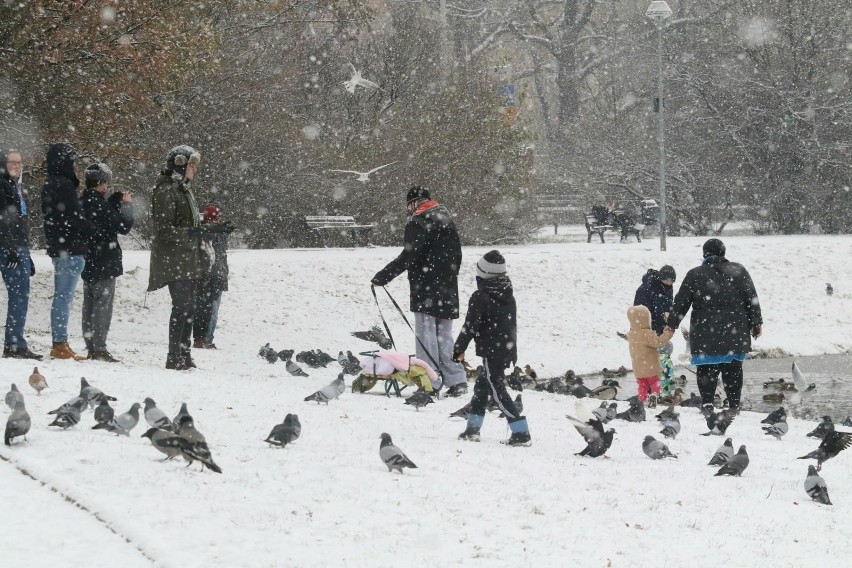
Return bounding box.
[627,305,674,402]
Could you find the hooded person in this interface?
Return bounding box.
[41,143,95,360]
[192,204,234,349]
[371,186,468,396]
[626,305,674,403]
[666,238,763,412]
[453,251,530,446]
[633,264,676,394]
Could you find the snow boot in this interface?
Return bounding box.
[459,414,484,441]
[503,418,531,447]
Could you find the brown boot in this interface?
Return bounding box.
[50,342,86,361]
[193,338,207,349]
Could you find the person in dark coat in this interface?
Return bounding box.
[666,239,762,412]
[193,205,233,349]
[634,264,676,397]
[371,186,467,395]
[80,163,134,362]
[453,250,530,446]
[0,149,41,359]
[41,143,94,360]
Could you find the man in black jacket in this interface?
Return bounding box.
[193,205,232,349]
[666,239,762,412]
[0,149,41,359]
[80,163,134,362]
[372,186,468,396]
[41,143,94,360]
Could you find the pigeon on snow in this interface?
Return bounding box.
[708,438,734,466]
[5,400,31,446]
[168,415,222,473]
[761,407,786,425]
[48,397,86,429]
[94,398,115,425]
[701,407,734,436]
[655,405,678,422]
[286,358,310,377]
[173,402,192,427]
[642,435,677,459]
[338,351,362,376]
[92,402,141,436]
[277,349,295,362]
[615,396,646,423]
[798,430,852,471]
[566,401,615,458]
[141,428,183,460]
[4,383,23,410]
[296,350,328,369]
[449,401,471,419]
[715,445,750,476]
[591,401,609,423]
[806,416,834,439]
[379,433,417,474]
[762,417,789,440]
[143,398,173,431]
[264,413,302,447]
[804,465,832,505]
[605,402,618,422]
[404,389,434,411]
[259,343,279,364]
[304,374,345,404]
[79,377,117,408]
[28,367,48,395]
[659,412,681,440]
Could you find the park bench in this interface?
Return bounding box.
[583,210,641,243]
[303,215,374,247]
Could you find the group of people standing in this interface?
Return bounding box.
[0,144,231,367]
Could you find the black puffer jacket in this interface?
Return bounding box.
[453,275,517,369]
[80,190,134,282]
[372,202,462,319]
[0,152,28,249]
[41,143,94,257]
[667,256,762,356]
[633,269,673,334]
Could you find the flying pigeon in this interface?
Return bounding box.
[404,389,434,411]
[4,400,31,446]
[798,430,852,471]
[259,343,279,364]
[826,283,833,296]
[338,351,361,375]
[329,162,396,183]
[351,326,393,350]
[804,465,832,505]
[264,413,302,447]
[449,401,471,419]
[304,374,345,404]
[141,428,183,460]
[708,438,734,466]
[48,397,86,429]
[173,402,192,426]
[286,358,309,377]
[343,62,382,94]
[94,398,114,425]
[642,435,677,459]
[807,416,834,439]
[659,413,681,440]
[379,433,417,474]
[761,407,786,425]
[28,367,48,395]
[5,383,23,410]
[715,445,749,476]
[79,377,117,408]
[615,396,646,423]
[566,401,615,458]
[296,350,328,368]
[700,407,734,436]
[92,402,141,436]
[143,398,173,431]
[277,349,294,362]
[762,418,789,440]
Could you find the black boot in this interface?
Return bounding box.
[166,355,187,370]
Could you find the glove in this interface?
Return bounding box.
[452,352,465,362]
[108,192,124,207]
[188,227,204,238]
[4,249,20,269]
[207,221,236,234]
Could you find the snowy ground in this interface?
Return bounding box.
[1,233,851,567]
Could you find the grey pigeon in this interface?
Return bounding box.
[94,398,114,425]
[642,435,677,459]
[762,418,789,440]
[379,433,417,473]
[264,413,301,447]
[570,378,592,398]
[566,403,615,458]
[338,351,361,376]
[286,358,309,377]
[701,407,734,436]
[708,438,734,466]
[167,415,222,473]
[173,402,191,426]
[91,402,141,436]
[842,416,852,428]
[143,398,173,431]
[804,465,832,505]
[449,401,472,419]
[659,413,681,440]
[655,405,678,422]
[591,401,608,423]
[48,397,86,429]
[807,416,834,439]
[79,377,117,408]
[314,349,335,365]
[5,383,23,410]
[404,389,434,411]
[304,374,345,404]
[680,392,702,408]
[4,399,31,446]
[47,396,87,415]
[259,343,278,364]
[605,402,618,422]
[615,396,646,423]
[715,445,749,476]
[761,407,786,425]
[498,394,523,419]
[277,349,294,362]
[798,430,852,471]
[141,428,182,460]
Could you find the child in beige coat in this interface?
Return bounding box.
[627,305,674,403]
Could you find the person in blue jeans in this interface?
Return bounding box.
[41,143,94,360]
[0,150,41,359]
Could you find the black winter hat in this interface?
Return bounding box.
[85,162,113,184]
[659,265,676,282]
[406,185,430,203]
[703,238,726,258]
[476,250,507,279]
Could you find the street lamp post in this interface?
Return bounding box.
[646,1,672,251]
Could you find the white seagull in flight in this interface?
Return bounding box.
[329,162,397,183]
[343,63,382,94]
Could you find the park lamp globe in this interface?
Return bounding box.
[646,1,673,23]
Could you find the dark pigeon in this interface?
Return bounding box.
[5,400,31,446]
[761,407,786,425]
[798,430,852,471]
[715,445,749,476]
[806,416,834,439]
[264,414,302,447]
[296,350,328,368]
[680,392,702,408]
[351,326,393,350]
[259,343,279,364]
[94,399,114,425]
[642,435,677,459]
[338,351,361,376]
[701,407,734,436]
[449,401,472,419]
[615,396,645,423]
[404,390,434,411]
[277,349,294,362]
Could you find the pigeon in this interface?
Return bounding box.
[701,408,734,436]
[615,396,646,422]
[404,389,434,411]
[680,392,702,408]
[79,377,117,408]
[605,402,618,422]
[762,418,789,440]
[642,435,677,459]
[798,430,852,471]
[143,398,173,431]
[655,405,678,422]
[659,413,681,440]
[296,350,328,368]
[589,380,618,400]
[708,438,735,466]
[92,402,141,436]
[807,416,834,439]
[286,358,309,377]
[591,401,609,422]
[351,326,393,350]
[264,413,302,447]
[28,367,48,395]
[343,62,382,94]
[379,433,417,474]
[173,402,192,426]
[48,397,86,429]
[570,378,592,398]
[5,383,23,410]
[826,283,833,296]
[497,394,523,419]
[94,398,114,425]
[804,465,832,505]
[338,351,361,376]
[843,416,852,428]
[313,350,335,365]
[168,415,222,473]
[141,428,183,460]
[304,374,345,404]
[566,401,615,458]
[761,407,786,424]
[715,445,749,476]
[4,399,31,446]
[449,401,472,419]
[329,162,396,183]
[259,343,279,364]
[277,349,294,362]
[542,377,567,394]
